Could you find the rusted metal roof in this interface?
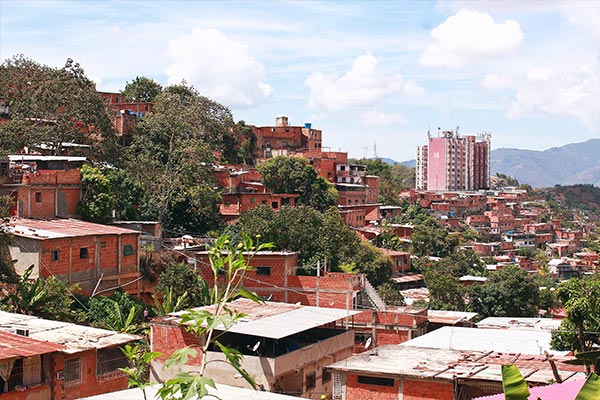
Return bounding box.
[0,311,141,354]
[8,218,140,240]
[0,330,64,360]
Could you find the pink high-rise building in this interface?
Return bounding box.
[416,129,491,191]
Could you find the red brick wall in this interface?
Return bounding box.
[16,170,81,218]
[345,373,399,400]
[51,349,130,400]
[403,378,454,400]
[151,324,203,365]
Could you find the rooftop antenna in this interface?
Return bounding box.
[363,146,368,159]
[373,142,378,159]
[437,127,441,137]
[456,125,460,138]
[427,125,431,139]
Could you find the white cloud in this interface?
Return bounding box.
[508,64,599,131]
[361,111,407,126]
[526,67,554,81]
[481,73,512,90]
[403,79,426,96]
[165,28,272,108]
[420,9,524,68]
[305,53,403,110]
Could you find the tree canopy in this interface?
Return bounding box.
[258,156,338,211]
[0,55,117,160]
[350,158,414,205]
[121,76,163,102]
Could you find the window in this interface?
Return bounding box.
[306,372,316,390]
[256,266,271,276]
[100,241,106,248]
[97,346,128,376]
[340,165,346,171]
[64,358,81,384]
[79,247,88,259]
[52,250,59,261]
[250,198,255,203]
[35,192,42,203]
[322,369,331,384]
[357,375,395,387]
[123,244,135,256]
[271,201,278,209]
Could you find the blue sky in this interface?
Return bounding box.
[1,0,598,162]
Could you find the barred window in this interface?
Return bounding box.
[97,347,128,376]
[64,358,81,384]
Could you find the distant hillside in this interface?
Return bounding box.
[380,157,416,168]
[536,184,600,214]
[490,139,600,188]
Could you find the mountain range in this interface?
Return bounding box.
[387,138,600,188]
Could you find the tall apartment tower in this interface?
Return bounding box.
[416,129,491,191]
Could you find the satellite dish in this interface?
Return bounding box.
[365,337,372,350]
[252,341,261,352]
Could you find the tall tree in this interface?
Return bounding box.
[121,76,163,102]
[258,156,337,211]
[78,164,115,223]
[468,264,540,318]
[551,274,600,352]
[0,55,117,160]
[126,84,226,233]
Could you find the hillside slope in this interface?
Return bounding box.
[490,139,600,188]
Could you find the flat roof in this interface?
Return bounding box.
[402,326,567,356]
[79,382,306,400]
[8,218,140,239]
[391,274,423,284]
[0,311,140,354]
[427,310,478,324]
[476,317,562,332]
[0,330,64,360]
[160,299,360,340]
[327,344,584,384]
[7,155,87,162]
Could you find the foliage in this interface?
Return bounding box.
[351,158,414,205]
[410,222,459,258]
[0,55,117,160]
[107,169,145,221]
[87,291,146,333]
[119,344,162,400]
[156,262,211,308]
[422,264,466,311]
[0,265,84,322]
[0,196,18,284]
[125,83,227,233]
[220,120,257,165]
[376,282,404,306]
[551,275,600,352]
[153,287,189,316]
[258,156,338,211]
[78,164,115,223]
[151,234,274,399]
[343,241,392,287]
[231,205,360,270]
[121,76,163,102]
[468,265,540,318]
[501,364,530,400]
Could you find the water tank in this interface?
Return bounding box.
[304,123,312,129]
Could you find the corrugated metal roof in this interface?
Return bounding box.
[0,330,64,360]
[0,311,140,354]
[476,317,561,332]
[7,155,87,162]
[8,218,140,240]
[161,299,360,340]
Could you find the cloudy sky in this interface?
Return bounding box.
[1,0,598,161]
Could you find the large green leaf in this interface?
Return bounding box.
[501,364,530,400]
[575,373,600,400]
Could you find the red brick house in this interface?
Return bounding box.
[7,218,141,297]
[150,299,358,399]
[0,155,84,219]
[0,311,140,400]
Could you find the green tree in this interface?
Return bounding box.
[78,164,114,223]
[551,275,600,352]
[0,196,18,284]
[121,76,163,102]
[422,265,466,311]
[351,158,414,205]
[107,169,145,221]
[468,264,540,318]
[410,223,459,258]
[377,282,404,307]
[342,241,392,287]
[0,55,117,160]
[258,156,337,211]
[87,291,146,333]
[126,84,225,233]
[0,265,83,322]
[156,262,211,308]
